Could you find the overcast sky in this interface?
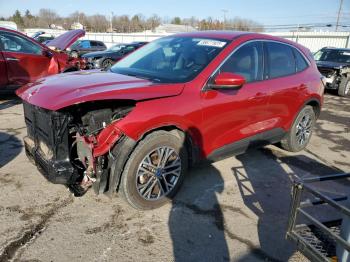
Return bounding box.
[0,0,349,27]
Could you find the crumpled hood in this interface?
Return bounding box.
[16,70,184,111]
[47,29,85,51]
[316,61,350,69]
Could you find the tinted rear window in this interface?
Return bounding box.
[266,42,296,79]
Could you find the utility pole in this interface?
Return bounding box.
[336,0,343,32]
[110,12,114,32]
[221,9,228,30]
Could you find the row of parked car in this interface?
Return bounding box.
[0,27,349,96]
[32,30,148,69]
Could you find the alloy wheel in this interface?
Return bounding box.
[296,113,313,146]
[136,146,181,201]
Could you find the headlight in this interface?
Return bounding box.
[93,58,101,68]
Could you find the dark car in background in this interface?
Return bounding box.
[314,47,350,96]
[0,27,86,92]
[82,41,148,70]
[67,39,107,58]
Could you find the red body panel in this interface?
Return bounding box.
[0,50,7,86]
[18,31,324,158]
[0,27,85,90]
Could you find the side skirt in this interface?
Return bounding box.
[207,128,286,162]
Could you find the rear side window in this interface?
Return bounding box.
[219,41,264,83]
[266,42,296,79]
[293,49,309,72]
[91,41,98,47]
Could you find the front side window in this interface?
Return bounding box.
[219,41,264,83]
[111,37,229,83]
[79,40,91,48]
[0,32,41,55]
[266,42,296,79]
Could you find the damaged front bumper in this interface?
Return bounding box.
[22,101,135,196]
[24,135,79,184]
[23,101,80,184]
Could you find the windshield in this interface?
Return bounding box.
[314,49,350,63]
[110,36,229,83]
[108,44,125,51]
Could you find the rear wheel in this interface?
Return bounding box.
[119,130,188,210]
[281,105,316,152]
[338,76,350,97]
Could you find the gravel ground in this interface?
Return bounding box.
[0,93,349,262]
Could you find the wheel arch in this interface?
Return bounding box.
[305,98,321,118]
[107,124,201,195]
[138,125,201,167]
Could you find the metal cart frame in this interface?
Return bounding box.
[287,173,350,262]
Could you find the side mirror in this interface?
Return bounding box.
[42,49,53,58]
[207,72,246,90]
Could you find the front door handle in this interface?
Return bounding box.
[249,92,267,101]
[6,57,19,61]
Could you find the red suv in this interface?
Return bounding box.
[17,31,324,209]
[0,28,85,93]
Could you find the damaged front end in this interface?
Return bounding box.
[318,66,350,90]
[23,100,135,196]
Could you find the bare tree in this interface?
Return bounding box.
[37,9,60,27]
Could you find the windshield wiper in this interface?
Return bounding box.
[123,73,162,83]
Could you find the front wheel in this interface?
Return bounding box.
[281,105,316,152]
[119,130,188,210]
[338,76,350,97]
[101,58,114,70]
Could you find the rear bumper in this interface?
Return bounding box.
[24,136,78,184]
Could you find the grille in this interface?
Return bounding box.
[23,102,70,161]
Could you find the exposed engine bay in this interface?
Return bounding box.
[318,66,350,89]
[23,100,135,196]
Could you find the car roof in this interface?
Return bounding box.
[174,30,250,40]
[321,47,350,52]
[0,26,22,34]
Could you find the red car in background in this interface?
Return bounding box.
[0,28,86,93]
[17,31,324,209]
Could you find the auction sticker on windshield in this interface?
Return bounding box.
[197,40,226,48]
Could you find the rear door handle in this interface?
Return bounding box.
[6,57,19,61]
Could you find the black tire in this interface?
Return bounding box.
[281,105,316,152]
[119,130,188,210]
[338,76,350,97]
[70,51,78,58]
[101,58,114,70]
